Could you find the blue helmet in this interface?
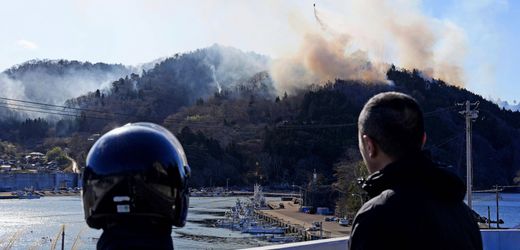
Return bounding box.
[82,122,190,229]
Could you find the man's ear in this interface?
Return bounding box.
[422,132,427,148]
[362,135,377,158]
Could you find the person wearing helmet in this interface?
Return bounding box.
[82,122,190,250]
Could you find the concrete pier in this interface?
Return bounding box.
[254,201,351,241]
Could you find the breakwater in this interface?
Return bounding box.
[0,173,79,191]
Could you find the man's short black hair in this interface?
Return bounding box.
[358,92,424,159]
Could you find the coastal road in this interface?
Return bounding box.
[261,201,351,238]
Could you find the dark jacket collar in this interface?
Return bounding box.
[361,151,466,202]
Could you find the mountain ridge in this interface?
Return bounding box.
[0,45,518,191]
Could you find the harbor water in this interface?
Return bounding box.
[1,193,519,249]
[472,193,520,228]
[0,196,275,249]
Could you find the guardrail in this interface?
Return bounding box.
[244,230,520,250]
[246,237,349,250]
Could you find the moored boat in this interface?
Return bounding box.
[17,191,41,199]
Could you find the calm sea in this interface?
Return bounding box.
[0,196,274,250]
[1,193,519,249]
[472,193,520,228]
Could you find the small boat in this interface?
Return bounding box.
[215,219,242,230]
[16,192,41,199]
[252,184,269,209]
[242,226,286,234]
[241,222,285,234]
[268,236,298,243]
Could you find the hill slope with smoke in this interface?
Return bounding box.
[0,59,133,119]
[0,45,517,190]
[494,99,520,112]
[64,44,273,130]
[271,1,468,94]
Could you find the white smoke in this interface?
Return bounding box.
[207,44,270,87]
[209,64,222,94]
[491,97,520,112]
[0,74,27,101]
[0,60,132,119]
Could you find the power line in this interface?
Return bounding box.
[426,133,463,150]
[0,96,135,117]
[0,95,461,131]
[275,122,357,129]
[0,101,78,115]
[0,100,265,129]
[424,106,458,118]
[275,105,457,130]
[474,185,520,193]
[0,105,109,120]
[0,96,172,121]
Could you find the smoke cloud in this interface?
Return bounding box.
[0,60,132,119]
[207,45,270,86]
[0,74,27,118]
[271,0,468,94]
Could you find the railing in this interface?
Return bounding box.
[245,230,520,250]
[246,237,349,250]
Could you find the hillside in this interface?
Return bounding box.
[0,59,133,119]
[67,60,520,189]
[495,99,520,112]
[0,46,518,191]
[64,44,273,132]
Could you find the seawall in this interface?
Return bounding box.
[0,172,79,191]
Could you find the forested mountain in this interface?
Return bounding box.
[0,45,518,192]
[64,44,273,132]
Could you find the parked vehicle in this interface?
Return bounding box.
[324,216,336,222]
[338,218,349,227]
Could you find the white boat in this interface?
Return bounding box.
[268,236,299,243]
[15,191,41,199]
[242,226,286,234]
[252,184,269,209]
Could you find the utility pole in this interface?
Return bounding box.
[226,178,229,193]
[458,100,479,209]
[61,225,65,250]
[319,221,323,239]
[495,185,500,229]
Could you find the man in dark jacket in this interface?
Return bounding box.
[349,92,482,250]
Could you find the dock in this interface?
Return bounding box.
[254,201,351,241]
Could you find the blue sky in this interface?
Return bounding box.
[0,0,518,102]
[426,0,519,103]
